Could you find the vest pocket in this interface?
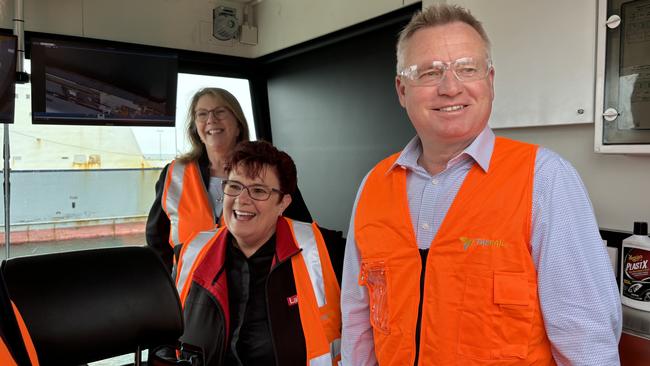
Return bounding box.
[359,260,390,334]
[457,271,532,360]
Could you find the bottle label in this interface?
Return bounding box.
[622,247,650,302]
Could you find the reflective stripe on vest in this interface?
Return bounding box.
[290,220,326,307]
[330,338,341,362]
[175,229,224,306]
[355,137,554,365]
[286,219,341,365]
[164,160,184,246]
[309,352,331,366]
[162,160,216,248]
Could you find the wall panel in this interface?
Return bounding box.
[266,11,417,233]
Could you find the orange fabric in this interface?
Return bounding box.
[311,221,342,349]
[0,337,17,366]
[10,301,39,366]
[292,251,332,360]
[163,160,216,248]
[176,228,227,308]
[355,137,555,366]
[286,219,342,364]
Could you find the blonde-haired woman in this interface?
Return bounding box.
[146,88,312,271]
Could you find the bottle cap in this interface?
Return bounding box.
[633,221,648,236]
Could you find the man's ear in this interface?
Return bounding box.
[488,67,495,100]
[396,76,407,108]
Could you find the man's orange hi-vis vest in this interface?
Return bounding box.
[355,137,555,366]
[162,160,217,248]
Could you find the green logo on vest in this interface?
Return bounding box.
[460,237,507,251]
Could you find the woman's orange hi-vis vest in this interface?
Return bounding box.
[162,160,217,248]
[175,217,341,365]
[355,137,555,366]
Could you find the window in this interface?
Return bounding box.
[0,60,257,260]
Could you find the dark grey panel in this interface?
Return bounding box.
[267,20,415,234]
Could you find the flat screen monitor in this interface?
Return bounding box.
[0,34,17,124]
[30,37,178,126]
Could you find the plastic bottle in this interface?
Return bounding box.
[621,221,650,311]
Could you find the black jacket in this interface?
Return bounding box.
[145,152,313,272]
[179,226,309,366]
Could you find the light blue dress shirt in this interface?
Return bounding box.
[341,127,622,365]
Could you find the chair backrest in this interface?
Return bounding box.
[0,267,31,365]
[1,246,183,366]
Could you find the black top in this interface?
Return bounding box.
[225,235,276,366]
[145,152,313,272]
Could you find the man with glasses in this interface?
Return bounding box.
[341,4,621,365]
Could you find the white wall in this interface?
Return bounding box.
[497,124,650,232]
[254,0,411,56]
[0,0,417,57]
[0,0,256,57]
[428,0,650,230]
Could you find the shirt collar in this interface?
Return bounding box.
[227,233,276,263]
[390,126,495,174]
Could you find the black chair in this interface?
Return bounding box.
[0,261,32,365]
[0,246,183,366]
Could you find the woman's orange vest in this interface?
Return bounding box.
[175,218,341,365]
[355,137,556,366]
[162,160,217,248]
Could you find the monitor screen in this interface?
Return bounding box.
[30,37,178,127]
[0,34,17,124]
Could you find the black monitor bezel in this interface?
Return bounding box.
[30,36,178,127]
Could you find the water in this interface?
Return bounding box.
[2,233,146,259]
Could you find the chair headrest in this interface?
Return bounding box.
[1,246,183,366]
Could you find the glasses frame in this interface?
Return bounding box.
[194,107,231,122]
[398,57,493,86]
[221,179,284,201]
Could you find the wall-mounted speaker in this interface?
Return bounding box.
[213,6,239,41]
